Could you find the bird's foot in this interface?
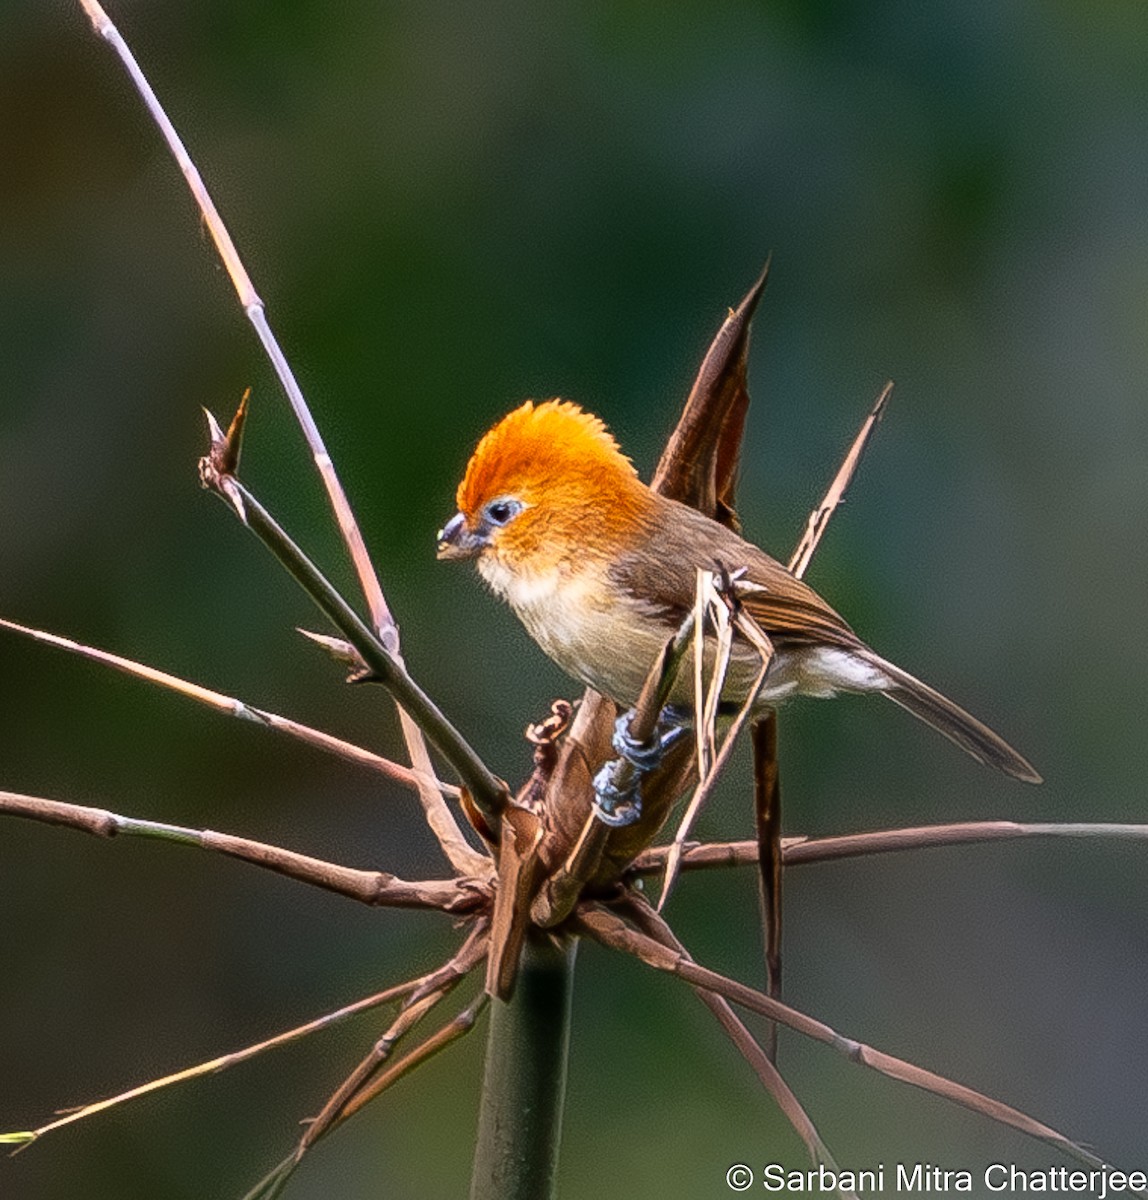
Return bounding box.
[591,759,642,827]
[611,706,690,769]
[591,706,690,827]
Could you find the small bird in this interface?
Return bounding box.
[437,399,1040,785]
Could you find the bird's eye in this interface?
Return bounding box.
[484,498,522,527]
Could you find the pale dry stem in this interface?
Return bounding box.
[76,0,477,871]
[789,381,892,581]
[629,821,1148,875]
[0,616,454,800]
[293,922,489,1156]
[0,791,487,913]
[659,594,774,909]
[337,992,489,1123]
[6,976,430,1150]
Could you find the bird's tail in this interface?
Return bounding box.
[862,652,1042,783]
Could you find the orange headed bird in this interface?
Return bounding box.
[437,399,1040,806]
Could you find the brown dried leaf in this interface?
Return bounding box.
[652,261,769,525]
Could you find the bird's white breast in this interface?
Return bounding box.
[478,556,660,700]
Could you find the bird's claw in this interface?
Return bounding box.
[591,759,642,827]
[592,707,690,827]
[611,706,688,770]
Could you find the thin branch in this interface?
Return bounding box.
[198,454,508,825]
[293,631,489,875]
[74,0,391,642]
[578,905,1132,1180]
[3,973,433,1150]
[0,792,487,912]
[621,896,849,1191]
[241,1155,297,1200]
[299,989,451,1150]
[339,993,488,1123]
[397,704,491,877]
[240,942,488,1200]
[629,821,1148,876]
[788,381,892,580]
[627,838,762,875]
[0,615,455,800]
[243,994,491,1200]
[783,821,1148,864]
[699,571,735,750]
[299,921,488,1150]
[76,0,477,878]
[252,923,489,1200]
[693,568,712,777]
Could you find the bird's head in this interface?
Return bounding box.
[436,399,648,578]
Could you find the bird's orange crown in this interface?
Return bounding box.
[454,399,651,571]
[457,400,634,511]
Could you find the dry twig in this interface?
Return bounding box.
[74,0,484,876]
[789,381,892,581]
[621,894,851,1193]
[0,791,487,913]
[275,923,490,1189]
[4,974,438,1150]
[628,820,1148,875]
[658,594,774,909]
[0,616,455,801]
[578,905,1126,1177]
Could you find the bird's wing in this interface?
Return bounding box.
[737,558,861,647]
[615,497,863,649]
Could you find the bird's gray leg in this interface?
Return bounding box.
[591,705,690,827]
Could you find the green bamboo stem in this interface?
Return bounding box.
[469,933,577,1200]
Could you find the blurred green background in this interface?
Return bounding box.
[2,1,1147,1196]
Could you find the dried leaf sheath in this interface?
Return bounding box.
[652,261,769,526]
